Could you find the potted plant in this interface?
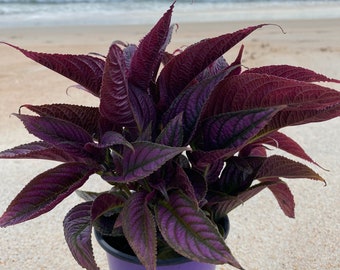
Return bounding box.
[0,3,339,270]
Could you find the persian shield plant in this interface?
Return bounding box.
[1,3,340,270]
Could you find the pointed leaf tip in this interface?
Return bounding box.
[0,162,94,227]
[1,42,104,96]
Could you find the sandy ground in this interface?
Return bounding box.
[0,18,339,270]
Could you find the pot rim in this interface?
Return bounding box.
[94,229,191,266]
[94,215,229,266]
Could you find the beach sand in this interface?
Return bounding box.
[0,18,339,270]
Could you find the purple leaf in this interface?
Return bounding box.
[21,104,100,137]
[256,155,325,183]
[195,56,229,83]
[0,163,95,227]
[210,181,277,217]
[155,191,242,269]
[199,107,283,151]
[156,112,184,146]
[128,3,174,93]
[2,42,104,96]
[244,64,340,83]
[157,24,266,110]
[85,131,133,151]
[168,165,197,204]
[99,44,135,127]
[204,73,340,130]
[128,83,157,132]
[102,142,188,183]
[255,131,320,166]
[91,193,125,222]
[123,44,138,70]
[260,178,295,218]
[122,192,157,270]
[163,69,228,144]
[0,141,89,163]
[218,157,264,195]
[15,114,93,158]
[63,202,99,270]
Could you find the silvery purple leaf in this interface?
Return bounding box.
[91,193,125,222]
[204,72,340,131]
[163,70,227,144]
[21,104,100,137]
[157,24,266,110]
[99,44,135,127]
[0,141,89,163]
[103,142,188,183]
[122,192,157,270]
[200,107,283,151]
[15,114,93,158]
[63,202,99,270]
[156,191,243,269]
[156,112,184,146]
[0,163,95,227]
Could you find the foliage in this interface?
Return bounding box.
[1,3,340,270]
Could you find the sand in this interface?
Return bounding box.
[0,18,339,270]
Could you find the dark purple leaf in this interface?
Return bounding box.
[128,3,174,93]
[204,73,340,130]
[99,44,135,127]
[260,178,295,218]
[256,155,325,183]
[157,24,266,110]
[0,141,89,163]
[228,44,244,76]
[195,56,229,82]
[128,83,157,132]
[63,202,99,270]
[200,107,283,151]
[21,104,100,136]
[91,193,126,236]
[15,114,93,158]
[163,69,228,144]
[91,193,125,222]
[255,131,320,166]
[244,64,340,83]
[217,157,265,195]
[122,192,157,270]
[85,131,133,151]
[155,191,242,269]
[103,142,188,183]
[156,112,184,146]
[2,42,104,96]
[210,181,277,217]
[0,163,95,227]
[168,165,197,205]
